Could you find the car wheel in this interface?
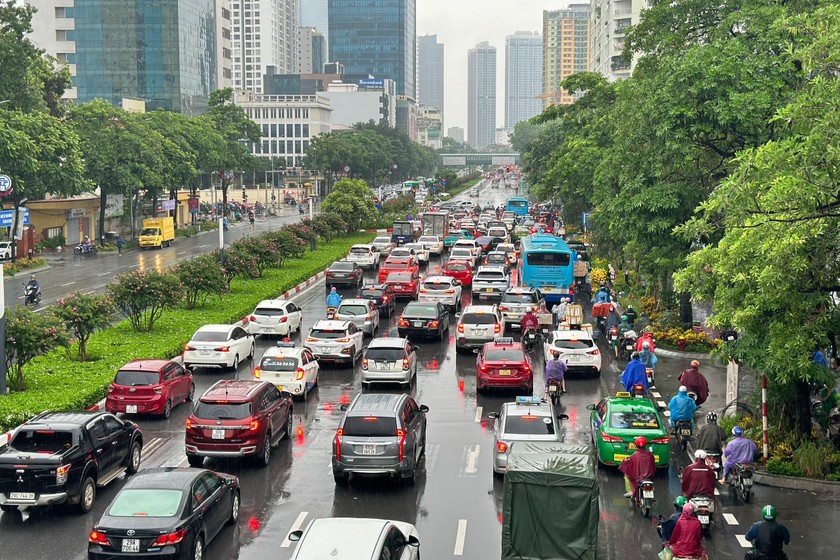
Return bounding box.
[184,363,192,371]
[187,454,204,468]
[296,317,302,332]
[256,432,271,467]
[333,471,349,486]
[283,413,293,440]
[403,465,416,487]
[227,491,240,525]
[126,440,142,474]
[192,535,204,560]
[162,399,172,419]
[0,505,18,513]
[231,354,240,371]
[78,476,96,514]
[186,383,195,402]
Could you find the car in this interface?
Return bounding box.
[246,299,303,337]
[443,229,473,249]
[452,238,481,258]
[358,283,396,317]
[487,226,510,243]
[455,304,505,351]
[0,411,143,514]
[346,244,381,269]
[473,235,503,254]
[471,265,510,300]
[385,271,420,300]
[185,380,293,467]
[326,261,363,289]
[404,242,429,265]
[457,200,475,209]
[183,324,255,371]
[448,247,478,268]
[0,241,11,261]
[304,319,364,365]
[543,328,602,375]
[253,342,319,399]
[442,259,474,287]
[497,242,518,265]
[417,235,443,255]
[587,392,670,467]
[372,236,395,256]
[418,275,462,309]
[362,337,418,387]
[288,517,420,560]
[529,224,554,234]
[106,359,194,418]
[484,250,510,269]
[475,337,533,393]
[398,301,451,340]
[332,392,429,486]
[377,256,419,283]
[498,287,543,328]
[87,467,239,560]
[487,396,562,475]
[390,246,418,264]
[334,298,381,336]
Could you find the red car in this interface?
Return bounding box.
[106,359,194,418]
[475,338,533,393]
[442,260,474,287]
[529,224,554,234]
[385,271,420,299]
[378,257,419,283]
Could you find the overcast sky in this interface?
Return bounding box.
[417,0,573,134]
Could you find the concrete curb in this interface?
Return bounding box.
[656,348,711,360]
[753,470,840,494]
[7,264,51,279]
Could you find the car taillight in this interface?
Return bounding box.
[521,364,530,373]
[364,314,372,320]
[214,346,230,352]
[480,364,488,373]
[397,429,407,462]
[419,288,428,293]
[650,437,670,445]
[151,528,187,547]
[306,336,317,342]
[382,296,390,302]
[569,286,575,295]
[185,418,193,430]
[295,368,305,380]
[428,321,439,328]
[587,349,600,355]
[335,428,344,460]
[399,318,409,327]
[497,441,508,453]
[250,315,256,322]
[280,316,288,323]
[445,289,455,294]
[402,359,410,370]
[362,358,368,370]
[336,337,350,343]
[249,419,260,432]
[56,464,71,485]
[253,367,261,379]
[89,530,112,547]
[494,323,502,333]
[458,323,464,333]
[498,305,509,311]
[153,385,163,394]
[184,345,195,351]
[601,432,623,443]
[532,306,539,311]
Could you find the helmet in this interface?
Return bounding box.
[634,436,647,448]
[682,503,695,516]
[631,352,640,360]
[627,304,634,310]
[706,412,718,423]
[642,341,651,349]
[762,504,777,521]
[678,385,688,393]
[674,495,688,508]
[691,360,700,368]
[621,315,628,321]
[733,426,744,437]
[694,449,707,460]
[645,326,653,333]
[330,286,337,292]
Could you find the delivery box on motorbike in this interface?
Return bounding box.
[502,442,599,560]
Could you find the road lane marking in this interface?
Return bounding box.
[662,409,670,417]
[460,444,480,477]
[177,250,188,255]
[60,281,76,287]
[141,437,167,460]
[723,513,738,525]
[736,535,751,548]
[474,406,483,423]
[281,512,309,547]
[714,487,720,496]
[425,443,440,471]
[453,519,467,556]
[651,391,661,398]
[97,271,111,276]
[657,400,667,408]
[198,244,208,248]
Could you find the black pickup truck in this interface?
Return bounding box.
[0,411,143,514]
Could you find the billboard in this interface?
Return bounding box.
[442,156,466,167]
[357,78,384,88]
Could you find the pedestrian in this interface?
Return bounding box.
[608,264,616,282]
[115,235,126,255]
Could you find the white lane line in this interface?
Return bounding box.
[461,444,480,476]
[97,271,111,277]
[714,487,720,496]
[60,281,77,287]
[281,512,310,547]
[453,519,468,556]
[177,250,188,255]
[657,400,667,408]
[723,513,738,525]
[662,409,670,417]
[141,437,167,460]
[736,535,752,548]
[474,406,483,423]
[651,391,661,398]
[198,244,208,248]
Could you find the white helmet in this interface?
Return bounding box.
[642,341,650,349]
[694,449,707,460]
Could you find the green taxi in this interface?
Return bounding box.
[587,392,670,467]
[444,229,473,249]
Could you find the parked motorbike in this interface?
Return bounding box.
[645,367,656,387]
[326,306,337,320]
[730,463,754,503]
[674,420,693,452]
[523,329,538,353]
[73,243,97,256]
[689,495,715,534]
[23,283,41,306]
[547,378,564,409]
[636,479,655,518]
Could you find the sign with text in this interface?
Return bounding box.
[0,174,12,196]
[0,208,29,228]
[188,197,200,213]
[161,199,176,211]
[69,207,89,219]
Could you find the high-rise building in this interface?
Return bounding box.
[216,0,234,89]
[447,126,464,144]
[467,42,496,149]
[299,0,328,57]
[543,5,590,106]
[231,0,299,94]
[505,31,543,128]
[328,0,416,98]
[26,0,78,101]
[418,34,444,124]
[417,105,442,149]
[297,27,327,73]
[590,0,650,81]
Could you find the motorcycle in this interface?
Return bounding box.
[23,283,41,306]
[636,479,655,518]
[523,328,538,353]
[547,378,563,409]
[730,463,754,503]
[674,420,693,452]
[539,324,551,339]
[645,367,656,387]
[689,495,715,534]
[630,383,647,398]
[607,326,618,344]
[326,307,337,320]
[706,452,723,481]
[73,243,97,256]
[620,336,637,361]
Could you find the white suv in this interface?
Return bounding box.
[305,320,364,366]
[253,342,319,399]
[362,337,418,387]
[346,244,380,269]
[417,235,443,255]
[246,299,303,337]
[418,275,462,309]
[455,305,505,352]
[543,328,602,375]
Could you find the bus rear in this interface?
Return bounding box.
[518,234,576,304]
[506,197,529,217]
[391,221,416,245]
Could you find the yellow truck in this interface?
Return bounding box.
[139,217,175,249]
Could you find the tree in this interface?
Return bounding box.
[231,236,279,276]
[53,292,115,361]
[5,306,68,391]
[108,270,182,332]
[219,248,260,288]
[175,255,227,309]
[320,179,377,233]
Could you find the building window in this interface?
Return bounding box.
[45,226,63,239]
[55,29,75,41]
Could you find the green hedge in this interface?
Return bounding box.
[0,233,374,431]
[444,175,483,198]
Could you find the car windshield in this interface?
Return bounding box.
[553,338,594,350]
[423,281,452,290]
[365,348,406,361]
[114,370,160,386]
[140,227,159,236]
[338,304,368,316]
[502,293,537,304]
[193,402,252,420]
[404,304,439,317]
[310,329,349,339]
[259,356,298,371]
[11,430,75,453]
[418,237,437,243]
[108,489,184,517]
[330,262,354,271]
[360,288,385,298]
[485,348,525,361]
[191,330,230,342]
[446,263,468,271]
[609,411,661,430]
[504,414,555,435]
[343,416,397,437]
[254,307,284,316]
[350,247,371,254]
[383,260,409,268]
[373,237,391,244]
[461,313,497,325]
[387,273,413,282]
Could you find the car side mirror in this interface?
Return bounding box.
[487,412,498,419]
[557,413,570,420]
[585,404,595,411]
[472,348,480,355]
[339,404,349,411]
[419,405,429,413]
[407,535,420,547]
[288,530,303,542]
[123,421,134,430]
[454,313,461,319]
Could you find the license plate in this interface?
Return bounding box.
[9,492,34,500]
[212,429,225,440]
[625,344,634,350]
[680,428,692,436]
[698,515,709,524]
[643,490,654,499]
[198,349,211,356]
[122,539,140,553]
[275,385,284,390]
[126,405,138,414]
[499,369,511,376]
[261,328,274,333]
[484,288,493,292]
[548,385,557,393]
[566,355,580,362]
[395,285,403,289]
[413,321,423,328]
[362,445,376,455]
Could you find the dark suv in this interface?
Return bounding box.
[326,261,363,289]
[185,380,293,468]
[359,283,397,316]
[332,393,429,486]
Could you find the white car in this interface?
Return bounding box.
[372,236,395,256]
[497,243,518,265]
[362,337,418,387]
[289,518,420,560]
[448,247,478,268]
[304,320,364,365]
[184,324,255,371]
[405,243,429,265]
[453,239,481,258]
[246,299,303,337]
[417,235,443,255]
[543,328,602,375]
[487,227,510,243]
[253,342,319,399]
[346,244,381,269]
[418,275,462,309]
[0,241,12,261]
[455,305,505,351]
[334,298,380,337]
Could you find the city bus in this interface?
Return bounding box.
[506,196,529,217]
[518,233,577,304]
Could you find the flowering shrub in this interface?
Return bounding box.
[175,255,227,309]
[590,268,607,288]
[220,248,260,287]
[265,229,306,265]
[232,237,280,275]
[3,257,46,276]
[285,222,318,247]
[108,270,181,332]
[53,292,115,361]
[650,326,719,351]
[5,306,69,391]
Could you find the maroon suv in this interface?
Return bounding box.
[185,380,293,468]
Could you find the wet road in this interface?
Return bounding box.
[1,182,835,560]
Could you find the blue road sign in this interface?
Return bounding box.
[0,209,29,228]
[582,212,590,227]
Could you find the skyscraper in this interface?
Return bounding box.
[231,0,299,93]
[467,42,496,149]
[297,27,327,73]
[543,5,590,106]
[300,0,329,57]
[328,0,417,98]
[418,34,444,123]
[505,31,543,129]
[590,0,647,81]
